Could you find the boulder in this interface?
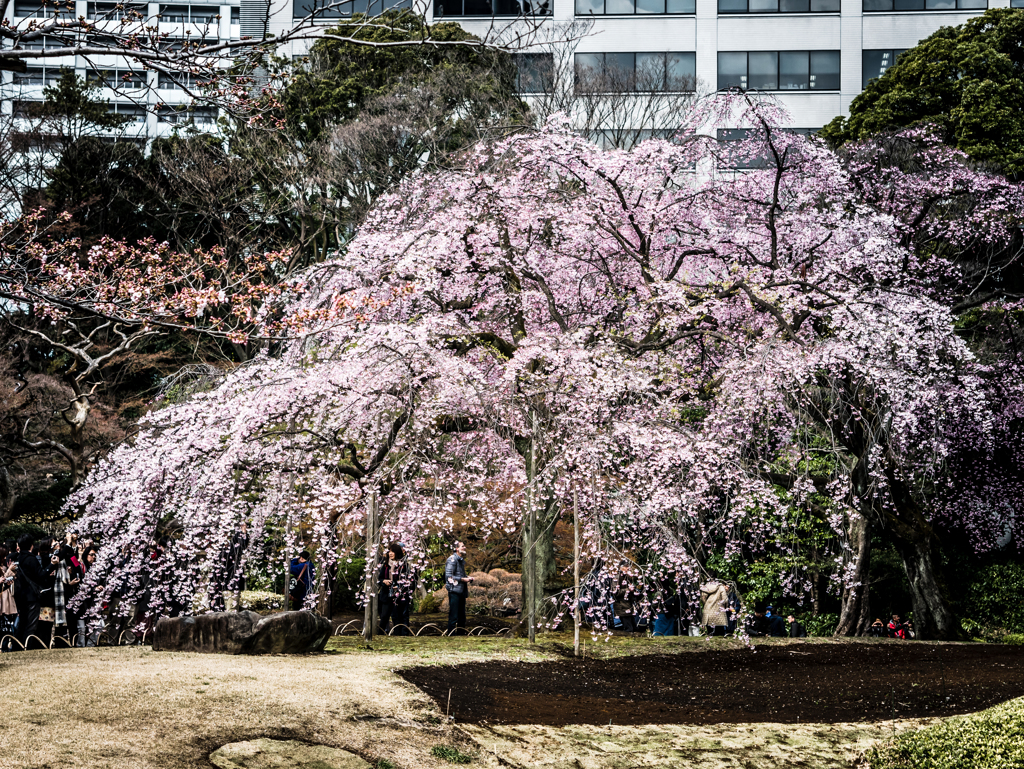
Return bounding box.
[209,739,369,769]
[152,611,262,654]
[241,610,332,655]
[152,610,330,654]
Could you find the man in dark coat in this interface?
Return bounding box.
[444,541,473,635]
[787,615,808,638]
[768,611,788,637]
[14,534,56,650]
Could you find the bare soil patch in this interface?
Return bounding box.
[397,641,1024,726]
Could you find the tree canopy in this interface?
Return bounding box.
[820,8,1024,175]
[63,97,1024,639]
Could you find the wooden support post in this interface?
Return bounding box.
[363,492,377,642]
[528,411,537,644]
[283,515,291,612]
[574,482,581,658]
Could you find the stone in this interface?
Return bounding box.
[209,739,370,769]
[240,610,332,655]
[151,610,330,655]
[152,611,262,654]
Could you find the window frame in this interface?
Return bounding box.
[575,0,694,16]
[863,0,986,10]
[717,50,840,92]
[718,0,839,13]
[574,51,697,93]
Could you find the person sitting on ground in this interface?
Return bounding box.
[787,615,807,638]
[746,607,769,637]
[289,551,314,608]
[768,610,787,637]
[868,618,886,637]
[888,614,907,639]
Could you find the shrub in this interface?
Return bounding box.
[868,696,1024,769]
[333,557,366,612]
[239,590,284,612]
[469,571,498,589]
[964,563,1024,634]
[414,591,439,614]
[803,612,839,637]
[0,521,48,544]
[430,745,472,764]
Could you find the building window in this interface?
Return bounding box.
[1013,0,1024,7]
[576,0,694,15]
[862,49,907,88]
[292,0,412,17]
[863,0,984,10]
[719,0,837,12]
[157,105,218,124]
[12,0,74,17]
[158,71,200,89]
[12,100,44,118]
[158,4,221,22]
[108,103,149,123]
[87,2,147,18]
[575,51,696,91]
[87,68,148,89]
[13,66,65,86]
[18,34,66,49]
[515,53,555,93]
[231,6,240,22]
[718,51,839,91]
[718,127,815,168]
[432,0,549,17]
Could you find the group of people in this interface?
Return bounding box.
[746,606,808,638]
[869,614,915,639]
[1,533,101,650]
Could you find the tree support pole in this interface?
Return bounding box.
[574,482,580,658]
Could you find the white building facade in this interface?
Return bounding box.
[2,1,240,140]
[252,0,1015,134]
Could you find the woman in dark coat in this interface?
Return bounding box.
[378,543,413,636]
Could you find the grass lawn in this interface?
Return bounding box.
[0,635,990,769]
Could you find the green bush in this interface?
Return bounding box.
[868,696,1024,769]
[333,557,366,612]
[414,591,439,614]
[0,521,49,544]
[430,745,472,764]
[239,590,284,612]
[802,612,839,637]
[964,563,1024,634]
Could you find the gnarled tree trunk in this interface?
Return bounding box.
[894,530,957,640]
[835,511,873,637]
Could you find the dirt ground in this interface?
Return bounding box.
[0,636,1014,769]
[398,641,1024,726]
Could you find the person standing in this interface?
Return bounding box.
[1,545,18,649]
[444,542,473,635]
[14,535,56,650]
[378,542,410,635]
[289,550,315,608]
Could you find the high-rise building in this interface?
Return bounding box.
[2,0,241,140]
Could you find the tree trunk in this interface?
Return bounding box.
[517,502,558,636]
[0,463,13,525]
[835,512,872,637]
[894,533,958,640]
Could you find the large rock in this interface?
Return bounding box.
[240,610,332,655]
[152,611,262,654]
[152,610,330,655]
[209,739,369,769]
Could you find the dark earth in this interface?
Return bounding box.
[397,642,1024,726]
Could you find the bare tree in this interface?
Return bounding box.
[516,21,705,150]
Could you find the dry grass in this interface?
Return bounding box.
[0,636,939,769]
